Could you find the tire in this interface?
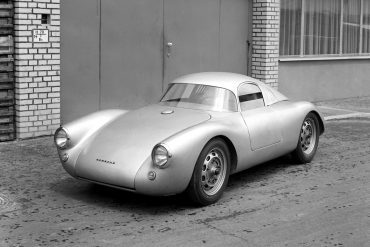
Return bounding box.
[186,138,230,206]
[292,112,320,163]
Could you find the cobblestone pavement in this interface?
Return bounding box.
[0,99,369,247]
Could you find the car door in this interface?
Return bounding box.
[238,83,283,151]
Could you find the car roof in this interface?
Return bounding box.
[171,72,288,106]
[171,72,258,93]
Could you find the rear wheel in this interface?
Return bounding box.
[292,112,319,163]
[186,138,230,206]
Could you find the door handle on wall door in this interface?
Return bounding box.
[166,42,173,57]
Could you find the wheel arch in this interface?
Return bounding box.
[209,135,238,174]
[309,110,325,135]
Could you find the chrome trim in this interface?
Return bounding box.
[160,143,173,158]
[161,109,174,115]
[54,126,71,150]
[151,143,172,168]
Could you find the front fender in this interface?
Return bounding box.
[134,113,246,196]
[63,109,128,147]
[56,109,128,177]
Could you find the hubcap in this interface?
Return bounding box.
[300,118,316,155]
[201,147,227,196]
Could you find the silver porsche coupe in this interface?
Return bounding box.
[55,72,324,205]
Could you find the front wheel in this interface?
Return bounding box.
[292,112,320,163]
[186,138,230,206]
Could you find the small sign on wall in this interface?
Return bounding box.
[33,29,49,43]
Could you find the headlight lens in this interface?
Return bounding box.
[152,144,171,168]
[54,127,70,149]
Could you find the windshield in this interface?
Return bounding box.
[160,83,237,112]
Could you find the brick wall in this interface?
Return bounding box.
[251,0,280,88]
[14,0,60,139]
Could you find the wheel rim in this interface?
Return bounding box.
[201,147,227,196]
[300,117,317,155]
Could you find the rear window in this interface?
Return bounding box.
[238,83,265,111]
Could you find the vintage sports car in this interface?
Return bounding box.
[55,72,324,205]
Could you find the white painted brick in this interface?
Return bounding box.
[42,120,52,125]
[29,105,38,110]
[252,0,280,86]
[51,119,60,125]
[33,43,51,48]
[48,113,60,119]
[34,87,51,93]
[18,111,34,117]
[36,130,54,136]
[37,105,47,110]
[33,8,51,14]
[14,0,61,139]
[18,121,33,128]
[42,98,51,104]
[15,8,32,14]
[38,93,48,99]
[48,92,59,98]
[17,88,33,94]
[15,2,28,8]
[34,65,51,71]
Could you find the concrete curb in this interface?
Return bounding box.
[324,112,370,121]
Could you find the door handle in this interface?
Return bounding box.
[166,42,173,57]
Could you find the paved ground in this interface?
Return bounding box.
[0,97,369,247]
[316,96,370,120]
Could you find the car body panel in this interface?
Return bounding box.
[55,72,325,197]
[134,99,322,196]
[135,111,249,195]
[59,109,128,177]
[241,106,283,150]
[74,104,210,189]
[172,72,288,107]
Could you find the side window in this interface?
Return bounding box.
[238,83,265,111]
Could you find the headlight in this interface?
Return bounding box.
[54,127,71,149]
[152,144,172,168]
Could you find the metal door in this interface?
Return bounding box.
[163,0,220,89]
[61,0,100,123]
[238,83,282,150]
[61,0,251,123]
[100,0,164,110]
[219,0,251,75]
[241,107,283,151]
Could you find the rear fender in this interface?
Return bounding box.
[291,101,325,135]
[282,102,325,149]
[310,110,325,135]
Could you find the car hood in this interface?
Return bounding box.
[75,104,211,189]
